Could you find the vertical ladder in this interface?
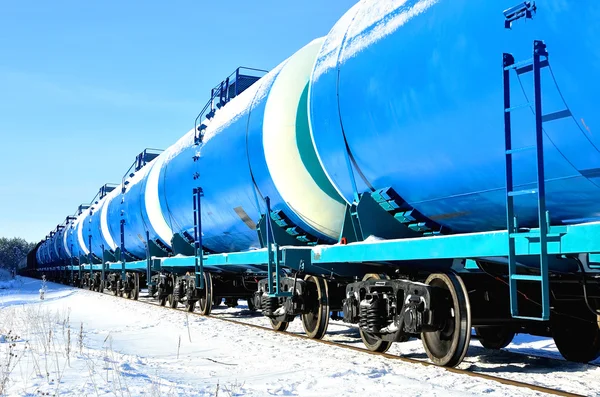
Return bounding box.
[70,244,74,285]
[503,40,571,321]
[88,234,93,283]
[119,219,126,281]
[145,231,154,294]
[265,196,275,295]
[101,243,106,289]
[193,187,205,289]
[263,197,290,298]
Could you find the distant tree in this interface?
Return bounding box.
[0,237,36,269]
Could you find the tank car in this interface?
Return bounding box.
[33,0,600,368]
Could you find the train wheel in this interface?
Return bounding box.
[186,300,197,312]
[198,272,213,315]
[225,298,238,308]
[421,273,471,367]
[159,296,167,306]
[99,281,104,293]
[247,297,256,312]
[553,318,600,363]
[359,273,392,353]
[301,275,329,339]
[213,295,222,307]
[270,319,289,332]
[133,274,139,301]
[475,326,515,350]
[168,294,178,308]
[359,329,392,353]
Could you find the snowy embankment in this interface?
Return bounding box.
[0,278,597,397]
[0,269,16,290]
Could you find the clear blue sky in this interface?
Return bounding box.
[0,0,357,243]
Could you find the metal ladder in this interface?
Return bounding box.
[192,187,205,289]
[502,40,571,321]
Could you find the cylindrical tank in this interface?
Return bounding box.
[151,39,346,253]
[35,242,44,265]
[105,161,163,259]
[42,240,51,264]
[53,228,68,261]
[47,236,57,263]
[86,188,120,259]
[65,220,80,261]
[309,0,600,233]
[62,219,74,260]
[73,213,89,259]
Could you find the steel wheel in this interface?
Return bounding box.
[224,298,238,308]
[270,318,289,332]
[421,273,471,367]
[213,295,222,307]
[168,293,178,308]
[301,275,329,339]
[359,329,392,353]
[247,297,256,312]
[475,326,515,350]
[186,300,197,312]
[133,273,139,300]
[198,272,213,315]
[553,318,600,363]
[358,273,392,353]
[159,296,167,306]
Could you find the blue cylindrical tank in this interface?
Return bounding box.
[71,213,89,259]
[86,188,120,259]
[46,237,55,263]
[41,240,50,264]
[36,242,44,265]
[105,161,165,259]
[47,236,58,263]
[65,220,80,261]
[150,39,346,253]
[54,228,68,261]
[309,0,600,233]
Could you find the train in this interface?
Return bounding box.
[23,0,600,368]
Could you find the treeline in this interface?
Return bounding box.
[0,237,36,269]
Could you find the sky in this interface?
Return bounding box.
[0,0,358,242]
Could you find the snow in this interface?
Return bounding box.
[160,60,287,166]
[313,0,438,81]
[120,155,155,191]
[1,278,599,396]
[0,270,17,290]
[311,2,361,82]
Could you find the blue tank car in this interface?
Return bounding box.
[309,0,600,238]
[30,0,600,368]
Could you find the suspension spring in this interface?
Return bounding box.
[359,293,390,333]
[262,295,279,316]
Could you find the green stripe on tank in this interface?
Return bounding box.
[296,83,344,204]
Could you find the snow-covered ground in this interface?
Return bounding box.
[0,278,598,396]
[0,269,17,290]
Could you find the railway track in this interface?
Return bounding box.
[83,287,591,397]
